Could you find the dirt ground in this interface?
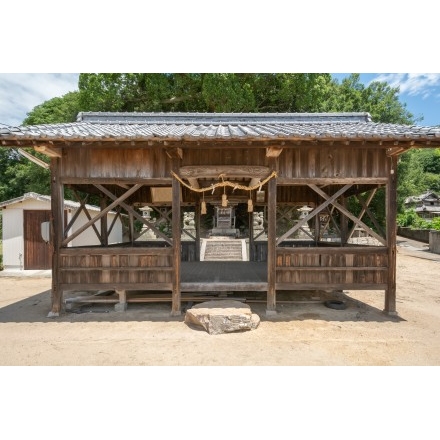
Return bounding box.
[1,236,440,366]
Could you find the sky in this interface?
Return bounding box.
[0,73,439,127]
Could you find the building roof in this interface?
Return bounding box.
[415,206,440,214]
[404,191,439,204]
[1,112,440,147]
[0,192,102,212]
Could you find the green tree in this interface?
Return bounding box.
[0,148,50,201]
[397,148,440,211]
[0,91,80,202]
[321,74,415,124]
[78,73,335,113]
[23,91,80,125]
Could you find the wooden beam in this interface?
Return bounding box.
[267,158,277,313]
[384,156,398,315]
[64,198,83,236]
[5,138,440,150]
[277,177,389,185]
[266,146,283,158]
[387,146,411,157]
[351,189,385,239]
[166,147,183,160]
[17,148,50,169]
[276,185,352,245]
[171,158,181,316]
[187,177,200,189]
[310,184,387,246]
[96,185,173,244]
[61,184,142,246]
[179,165,270,179]
[49,157,63,317]
[34,145,62,158]
[100,196,109,246]
[249,177,261,187]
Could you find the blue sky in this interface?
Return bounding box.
[0,73,439,127]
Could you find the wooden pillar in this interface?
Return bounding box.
[48,157,64,317]
[171,158,181,316]
[340,196,348,245]
[129,212,134,244]
[266,159,277,315]
[249,210,254,261]
[100,195,108,246]
[384,156,398,315]
[195,203,201,261]
[314,213,320,244]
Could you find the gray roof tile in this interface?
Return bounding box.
[1,112,440,144]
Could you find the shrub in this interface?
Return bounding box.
[397,208,440,230]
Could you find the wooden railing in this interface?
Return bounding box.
[59,246,173,291]
[276,246,388,290]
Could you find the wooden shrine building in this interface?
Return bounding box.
[1,112,440,317]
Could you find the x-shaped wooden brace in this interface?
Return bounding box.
[96,185,173,245]
[276,184,352,245]
[347,189,385,240]
[309,184,386,246]
[276,184,387,246]
[61,184,143,247]
[64,190,102,243]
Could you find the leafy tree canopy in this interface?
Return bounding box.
[78,73,335,113]
[397,148,440,210]
[77,73,415,124]
[23,91,80,125]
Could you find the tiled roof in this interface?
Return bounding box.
[415,206,440,213]
[1,112,440,143]
[404,191,439,204]
[0,192,102,212]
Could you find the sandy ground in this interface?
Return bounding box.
[1,236,440,367]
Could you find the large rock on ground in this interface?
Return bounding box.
[184,300,260,335]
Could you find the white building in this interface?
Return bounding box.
[0,192,123,270]
[404,191,440,220]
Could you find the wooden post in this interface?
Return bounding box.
[115,290,127,311]
[48,157,64,317]
[384,156,398,315]
[314,212,320,244]
[267,158,277,315]
[171,158,181,316]
[100,195,108,246]
[340,196,348,245]
[195,203,201,261]
[249,210,254,261]
[129,211,134,245]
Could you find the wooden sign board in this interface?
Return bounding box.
[150,187,181,203]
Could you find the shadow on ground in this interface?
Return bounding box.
[0,288,404,324]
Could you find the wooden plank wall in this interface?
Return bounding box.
[181,148,268,167]
[61,146,388,181]
[62,148,171,179]
[59,247,173,291]
[275,246,388,290]
[278,147,388,179]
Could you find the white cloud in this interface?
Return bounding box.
[0,73,79,127]
[372,73,440,98]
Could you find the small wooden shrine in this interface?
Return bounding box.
[2,111,440,317]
